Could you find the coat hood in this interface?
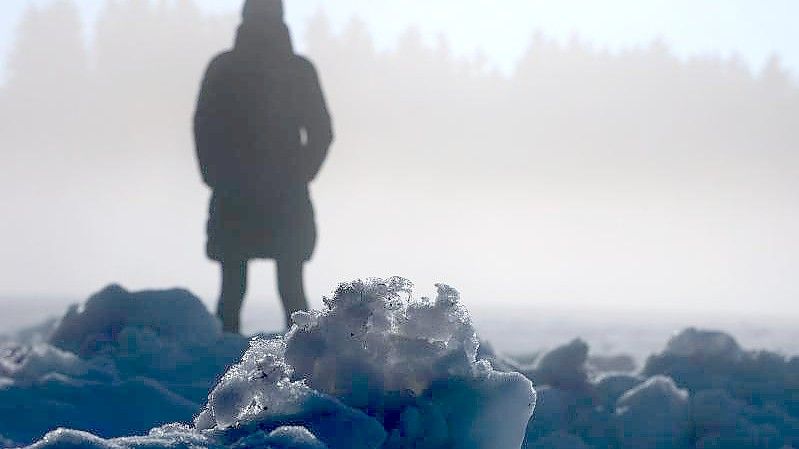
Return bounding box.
[235,0,292,58]
[234,22,294,58]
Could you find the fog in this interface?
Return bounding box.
[1,0,798,336]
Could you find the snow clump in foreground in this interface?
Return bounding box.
[9,282,799,449]
[19,278,536,449]
[196,278,537,449]
[0,285,250,446]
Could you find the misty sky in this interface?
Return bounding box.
[1,0,798,337]
[1,0,798,80]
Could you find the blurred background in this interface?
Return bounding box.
[1,0,797,358]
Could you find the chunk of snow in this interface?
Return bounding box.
[13,281,799,449]
[615,375,691,449]
[198,278,536,449]
[691,389,744,435]
[0,285,248,445]
[49,285,222,357]
[663,328,743,360]
[530,339,589,391]
[593,373,643,410]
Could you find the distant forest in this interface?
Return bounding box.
[2,0,796,182]
[1,0,798,305]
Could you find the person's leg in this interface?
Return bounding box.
[276,257,309,328]
[217,258,248,333]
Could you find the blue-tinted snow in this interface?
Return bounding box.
[2,282,799,449]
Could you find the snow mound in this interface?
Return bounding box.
[521,327,799,449]
[197,278,537,449]
[644,327,799,447]
[50,284,222,357]
[594,373,643,410]
[529,339,589,391]
[0,285,249,446]
[12,279,536,449]
[615,375,691,449]
[662,327,743,360]
[8,286,799,449]
[691,387,799,448]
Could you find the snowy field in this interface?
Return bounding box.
[5,295,798,367]
[1,280,798,449]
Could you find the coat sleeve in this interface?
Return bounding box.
[296,57,334,183]
[194,54,231,188]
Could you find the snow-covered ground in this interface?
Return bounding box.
[1,281,798,448]
[5,296,798,365]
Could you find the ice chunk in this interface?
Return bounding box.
[40,284,247,398]
[284,280,479,402]
[692,389,797,449]
[663,327,743,360]
[421,367,538,449]
[530,339,590,391]
[199,337,313,428]
[198,278,536,449]
[49,285,221,357]
[0,286,249,445]
[644,327,799,432]
[593,373,643,410]
[524,386,579,442]
[523,384,615,448]
[615,375,691,449]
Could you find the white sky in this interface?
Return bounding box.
[0,0,797,336]
[0,0,797,79]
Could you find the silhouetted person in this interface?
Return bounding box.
[194,0,333,333]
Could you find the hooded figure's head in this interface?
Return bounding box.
[242,0,284,24]
[236,0,293,58]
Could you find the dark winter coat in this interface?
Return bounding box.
[194,23,333,262]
